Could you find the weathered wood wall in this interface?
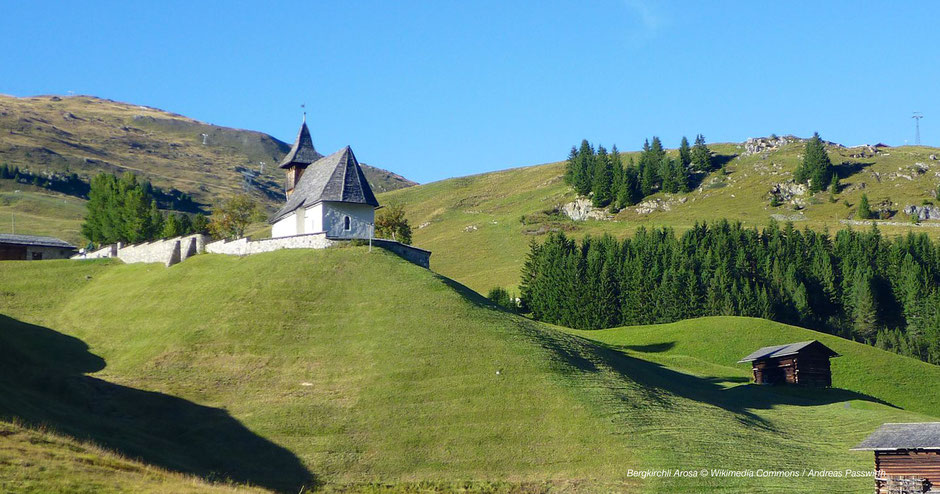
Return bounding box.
[874,450,939,494]
[750,347,833,386]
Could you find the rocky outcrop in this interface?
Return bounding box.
[634,197,687,215]
[769,181,808,207]
[903,204,940,221]
[743,136,799,156]
[562,198,612,221]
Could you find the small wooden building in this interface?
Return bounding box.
[852,422,940,494]
[0,234,76,261]
[737,340,839,386]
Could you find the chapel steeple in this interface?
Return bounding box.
[278,116,323,198]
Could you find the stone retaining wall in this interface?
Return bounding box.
[71,234,209,267]
[205,233,335,256]
[371,239,432,268]
[71,233,431,269]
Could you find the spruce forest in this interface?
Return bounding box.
[520,222,940,365]
[564,135,715,210]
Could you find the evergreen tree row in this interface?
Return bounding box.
[563,136,714,211]
[81,172,208,246]
[520,221,940,365]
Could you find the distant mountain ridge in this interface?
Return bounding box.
[0,94,416,210]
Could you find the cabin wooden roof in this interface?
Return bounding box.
[0,233,75,249]
[271,146,379,223]
[851,423,940,451]
[737,340,839,363]
[278,121,323,169]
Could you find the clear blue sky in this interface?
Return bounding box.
[1,1,937,183]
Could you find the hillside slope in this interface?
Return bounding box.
[0,94,416,211]
[0,250,937,492]
[379,140,940,292]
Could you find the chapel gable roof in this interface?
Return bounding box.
[271,146,379,223]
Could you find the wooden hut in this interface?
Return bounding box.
[737,340,839,386]
[0,234,76,261]
[852,422,940,494]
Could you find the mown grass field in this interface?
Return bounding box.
[379,142,940,293]
[0,249,937,492]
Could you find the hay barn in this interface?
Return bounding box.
[852,422,940,494]
[737,340,839,386]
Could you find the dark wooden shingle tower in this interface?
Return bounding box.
[278,116,323,198]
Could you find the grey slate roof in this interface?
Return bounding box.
[0,233,75,249]
[271,146,379,223]
[278,121,323,169]
[851,423,940,451]
[737,340,839,363]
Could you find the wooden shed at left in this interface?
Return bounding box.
[0,234,76,260]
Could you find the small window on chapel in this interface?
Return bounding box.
[344,216,350,230]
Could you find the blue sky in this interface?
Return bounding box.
[1,1,937,183]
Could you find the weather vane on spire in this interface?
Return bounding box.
[301,103,306,123]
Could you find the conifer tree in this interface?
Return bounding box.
[609,145,623,205]
[795,132,834,192]
[640,159,658,197]
[575,140,594,196]
[678,136,692,167]
[857,193,873,219]
[563,146,578,186]
[661,157,678,193]
[690,134,712,172]
[618,164,640,208]
[851,267,879,341]
[592,146,613,207]
[675,159,690,193]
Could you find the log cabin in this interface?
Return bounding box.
[852,422,940,494]
[737,340,839,386]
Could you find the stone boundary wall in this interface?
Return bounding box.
[205,233,335,256]
[71,234,209,267]
[117,239,181,267]
[371,239,431,269]
[75,243,118,259]
[71,233,431,269]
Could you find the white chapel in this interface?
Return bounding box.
[270,120,380,239]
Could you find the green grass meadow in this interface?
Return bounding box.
[0,249,936,492]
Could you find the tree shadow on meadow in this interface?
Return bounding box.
[585,337,899,429]
[0,314,315,493]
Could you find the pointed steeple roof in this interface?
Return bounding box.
[278,120,323,168]
[271,146,380,223]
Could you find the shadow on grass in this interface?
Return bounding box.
[836,161,875,179]
[0,314,315,493]
[584,338,900,428]
[506,311,899,430]
[622,341,676,353]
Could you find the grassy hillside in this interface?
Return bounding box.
[0,94,416,211]
[0,420,260,494]
[0,180,86,245]
[379,141,940,293]
[0,250,937,492]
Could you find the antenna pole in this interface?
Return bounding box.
[913,112,924,146]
